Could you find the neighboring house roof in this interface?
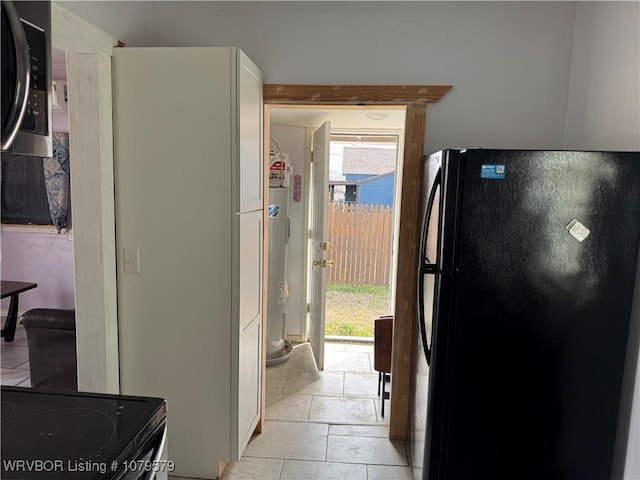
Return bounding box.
[342,147,396,175]
[329,171,394,186]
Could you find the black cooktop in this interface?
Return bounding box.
[1,387,167,479]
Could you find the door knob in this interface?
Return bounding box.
[313,260,334,268]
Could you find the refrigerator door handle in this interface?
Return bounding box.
[421,168,442,272]
[418,267,432,365]
[417,167,442,364]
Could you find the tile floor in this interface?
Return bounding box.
[0,323,32,387]
[210,342,411,480]
[1,331,410,479]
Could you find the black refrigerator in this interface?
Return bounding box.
[413,149,640,480]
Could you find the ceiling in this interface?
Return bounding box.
[269,107,406,131]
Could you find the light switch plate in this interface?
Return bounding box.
[123,249,140,273]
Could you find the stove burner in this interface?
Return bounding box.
[1,408,116,479]
[1,402,16,422]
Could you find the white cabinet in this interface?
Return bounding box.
[112,47,263,479]
[236,209,263,454]
[238,50,263,213]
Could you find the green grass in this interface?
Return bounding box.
[325,282,390,337]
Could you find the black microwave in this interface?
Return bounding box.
[1,0,52,158]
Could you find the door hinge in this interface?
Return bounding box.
[308,229,312,239]
[311,151,314,162]
[306,303,311,313]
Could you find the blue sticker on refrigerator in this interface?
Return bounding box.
[480,164,506,179]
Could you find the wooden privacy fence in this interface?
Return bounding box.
[327,203,393,285]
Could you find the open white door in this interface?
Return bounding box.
[308,121,330,370]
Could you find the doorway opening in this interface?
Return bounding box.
[266,106,405,346]
[265,106,406,422]
[326,132,402,340]
[264,84,452,439]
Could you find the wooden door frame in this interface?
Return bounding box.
[263,85,451,439]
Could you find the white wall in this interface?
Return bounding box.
[564,3,640,479]
[564,2,640,151]
[60,1,576,155]
[0,230,75,312]
[269,125,308,338]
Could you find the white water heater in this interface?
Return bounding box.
[266,187,292,365]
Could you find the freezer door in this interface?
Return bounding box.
[443,150,640,479]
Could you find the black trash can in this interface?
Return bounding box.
[20,309,78,391]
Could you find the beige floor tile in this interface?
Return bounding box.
[367,464,414,479]
[266,394,312,421]
[344,373,378,397]
[288,344,319,371]
[283,371,344,396]
[324,343,347,352]
[0,368,30,386]
[344,343,374,353]
[266,365,289,394]
[309,396,378,424]
[1,325,27,342]
[326,436,408,466]
[244,421,328,461]
[324,351,372,373]
[17,377,31,387]
[169,476,223,480]
[291,356,319,372]
[0,346,30,368]
[1,329,29,347]
[15,360,30,371]
[219,457,284,480]
[6,337,29,347]
[328,425,388,438]
[281,460,366,480]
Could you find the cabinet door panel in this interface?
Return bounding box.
[238,50,263,213]
[238,316,261,455]
[239,210,263,330]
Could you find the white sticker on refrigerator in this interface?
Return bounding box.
[566,219,590,242]
[481,164,506,179]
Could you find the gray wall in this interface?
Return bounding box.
[564,2,640,151]
[60,1,576,154]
